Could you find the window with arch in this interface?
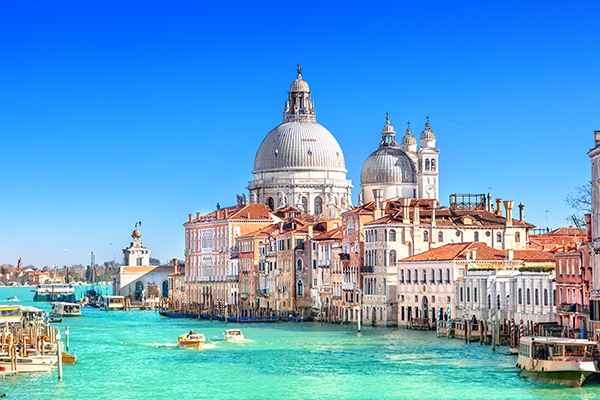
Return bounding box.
[515,232,521,243]
[301,197,308,212]
[389,229,397,242]
[527,289,531,305]
[425,159,430,171]
[553,289,556,305]
[389,250,397,266]
[438,231,443,242]
[474,287,478,302]
[384,229,388,241]
[314,197,323,215]
[488,294,491,309]
[497,294,501,310]
[266,197,274,210]
[297,280,303,297]
[423,231,429,242]
[297,259,302,271]
[518,288,522,305]
[496,232,502,243]
[460,287,463,302]
[544,289,548,306]
[431,159,436,172]
[474,231,479,242]
[535,289,539,306]
[467,287,470,302]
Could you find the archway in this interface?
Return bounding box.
[135,280,144,301]
[421,296,429,319]
[162,280,168,298]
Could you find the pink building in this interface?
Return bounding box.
[555,244,592,331]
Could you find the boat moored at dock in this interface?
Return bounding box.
[102,296,125,311]
[0,305,22,325]
[516,336,600,387]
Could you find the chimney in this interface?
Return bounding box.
[518,203,524,221]
[308,225,313,237]
[372,189,384,220]
[224,209,228,219]
[504,200,514,226]
[279,221,284,233]
[507,249,514,260]
[495,198,502,216]
[471,249,476,260]
[189,214,193,223]
[585,214,592,239]
[413,202,420,225]
[401,198,411,223]
[196,212,201,221]
[487,193,492,212]
[173,258,178,274]
[431,199,437,227]
[595,130,600,147]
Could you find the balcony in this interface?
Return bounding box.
[339,253,351,261]
[361,266,374,273]
[319,286,332,293]
[225,275,239,282]
[258,289,269,296]
[318,260,332,268]
[342,282,357,290]
[558,303,590,314]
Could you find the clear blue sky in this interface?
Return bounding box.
[1,1,598,268]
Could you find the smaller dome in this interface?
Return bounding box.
[361,147,417,185]
[421,121,436,140]
[402,126,417,145]
[290,77,309,92]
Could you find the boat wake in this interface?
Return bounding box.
[143,343,178,348]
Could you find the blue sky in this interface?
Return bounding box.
[1,1,598,268]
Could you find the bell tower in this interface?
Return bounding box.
[417,118,440,200]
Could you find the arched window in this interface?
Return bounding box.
[553,289,556,305]
[527,289,531,305]
[438,231,443,242]
[384,229,388,241]
[474,287,478,302]
[297,259,302,271]
[474,231,479,242]
[460,287,463,302]
[314,197,323,215]
[518,288,522,305]
[497,294,501,310]
[496,232,502,243]
[544,289,548,306]
[467,287,470,302]
[297,280,303,297]
[389,250,397,265]
[515,232,521,243]
[266,197,274,210]
[407,270,411,283]
[301,197,308,212]
[425,159,430,171]
[488,295,491,309]
[431,159,436,172]
[535,289,539,306]
[423,231,429,242]
[389,229,396,241]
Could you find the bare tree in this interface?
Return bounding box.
[566,184,591,228]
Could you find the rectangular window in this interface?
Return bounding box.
[407,270,411,283]
[287,239,291,250]
[313,260,317,270]
[400,270,405,284]
[432,296,435,303]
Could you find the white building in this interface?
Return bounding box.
[588,130,600,328]
[248,66,353,219]
[455,270,556,324]
[361,116,439,204]
[114,228,171,302]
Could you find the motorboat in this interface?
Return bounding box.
[33,279,75,302]
[516,336,600,387]
[224,329,244,341]
[0,306,22,325]
[4,297,19,302]
[0,357,54,373]
[101,296,125,311]
[51,302,81,317]
[177,331,206,348]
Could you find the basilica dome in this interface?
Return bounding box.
[253,122,346,172]
[361,115,417,185]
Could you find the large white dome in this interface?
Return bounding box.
[253,121,346,173]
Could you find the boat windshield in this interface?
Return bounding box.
[0,308,20,318]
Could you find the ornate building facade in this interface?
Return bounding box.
[248,66,353,219]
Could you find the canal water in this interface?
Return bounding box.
[0,286,599,399]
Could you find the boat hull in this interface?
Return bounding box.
[34,294,76,302]
[176,341,205,348]
[520,369,594,388]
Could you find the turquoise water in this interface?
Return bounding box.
[1,287,599,399]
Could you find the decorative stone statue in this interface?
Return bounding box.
[279,192,287,207]
[251,192,257,204]
[358,192,364,206]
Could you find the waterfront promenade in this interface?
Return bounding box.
[1,287,598,399]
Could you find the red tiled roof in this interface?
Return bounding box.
[188,203,274,223]
[312,226,344,241]
[398,242,555,263]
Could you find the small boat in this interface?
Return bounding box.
[0,357,54,373]
[509,346,519,355]
[177,331,206,348]
[516,336,600,387]
[51,302,81,317]
[0,305,22,325]
[61,352,77,364]
[224,329,244,341]
[48,316,62,323]
[4,297,19,302]
[101,296,125,311]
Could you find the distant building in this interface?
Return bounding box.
[555,244,592,332]
[113,227,171,302]
[529,227,588,251]
[588,130,600,332]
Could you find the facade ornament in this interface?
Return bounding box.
[250,191,258,204]
[358,192,364,206]
[278,192,287,207]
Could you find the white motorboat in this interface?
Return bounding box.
[516,336,599,387]
[224,329,244,341]
[0,357,54,373]
[102,296,125,311]
[51,302,81,317]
